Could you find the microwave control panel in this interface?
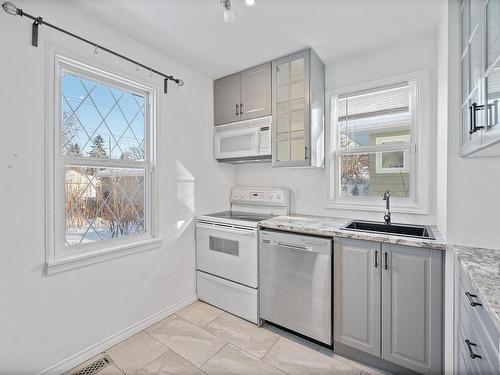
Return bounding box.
[259,126,271,153]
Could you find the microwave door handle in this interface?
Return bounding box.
[254,129,260,153]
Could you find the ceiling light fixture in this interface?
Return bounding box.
[221,0,235,23]
[245,0,256,7]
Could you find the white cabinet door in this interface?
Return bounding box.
[381,244,442,374]
[334,238,381,356]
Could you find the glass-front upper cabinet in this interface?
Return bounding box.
[460,0,500,156]
[460,0,484,154]
[275,56,307,164]
[272,49,325,167]
[484,0,500,139]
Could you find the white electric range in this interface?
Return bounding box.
[196,187,289,323]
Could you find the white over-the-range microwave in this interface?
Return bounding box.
[214,116,271,163]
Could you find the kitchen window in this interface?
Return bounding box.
[46,53,159,273]
[328,72,429,213]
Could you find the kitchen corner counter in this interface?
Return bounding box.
[454,245,500,332]
[259,214,447,250]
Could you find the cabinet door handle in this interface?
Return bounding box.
[384,252,388,270]
[304,146,309,160]
[236,104,239,116]
[469,102,485,134]
[465,292,483,307]
[469,104,474,134]
[465,339,482,359]
[374,250,378,268]
[240,103,244,115]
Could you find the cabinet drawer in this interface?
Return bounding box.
[458,274,499,374]
[457,322,482,374]
[458,298,499,374]
[197,271,258,323]
[458,263,500,357]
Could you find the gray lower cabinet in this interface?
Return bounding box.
[214,63,271,126]
[334,238,443,374]
[381,243,443,374]
[214,73,241,125]
[455,258,500,374]
[334,238,381,355]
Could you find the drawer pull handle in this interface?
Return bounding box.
[465,292,483,307]
[465,339,482,359]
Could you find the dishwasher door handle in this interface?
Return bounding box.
[275,241,312,251]
[262,240,312,252]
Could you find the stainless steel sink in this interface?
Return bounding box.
[343,220,435,240]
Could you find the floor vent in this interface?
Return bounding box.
[71,356,111,375]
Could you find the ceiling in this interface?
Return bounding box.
[64,0,443,79]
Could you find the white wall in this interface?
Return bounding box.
[436,5,450,241]
[437,3,453,373]
[0,0,234,373]
[236,37,438,225]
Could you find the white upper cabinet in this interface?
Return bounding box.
[460,0,500,156]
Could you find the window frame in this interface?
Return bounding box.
[45,48,160,274]
[375,134,411,174]
[327,70,430,214]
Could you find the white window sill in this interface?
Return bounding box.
[327,201,429,215]
[46,237,163,275]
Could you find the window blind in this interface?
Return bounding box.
[337,84,410,122]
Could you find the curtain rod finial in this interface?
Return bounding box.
[2,2,20,15]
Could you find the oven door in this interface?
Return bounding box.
[196,221,258,288]
[214,126,260,160]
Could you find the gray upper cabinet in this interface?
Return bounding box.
[381,243,443,374]
[272,49,325,168]
[334,238,381,356]
[460,0,500,156]
[214,63,271,126]
[240,63,272,121]
[334,238,443,375]
[214,73,241,125]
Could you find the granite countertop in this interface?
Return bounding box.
[259,214,447,250]
[454,245,500,332]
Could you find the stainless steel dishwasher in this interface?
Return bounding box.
[259,229,332,345]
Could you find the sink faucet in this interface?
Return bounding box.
[383,191,391,225]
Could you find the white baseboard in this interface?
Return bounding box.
[38,294,198,375]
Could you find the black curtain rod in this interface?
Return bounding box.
[1,1,184,94]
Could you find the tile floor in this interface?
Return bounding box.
[68,301,386,375]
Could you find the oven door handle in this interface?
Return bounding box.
[196,222,257,237]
